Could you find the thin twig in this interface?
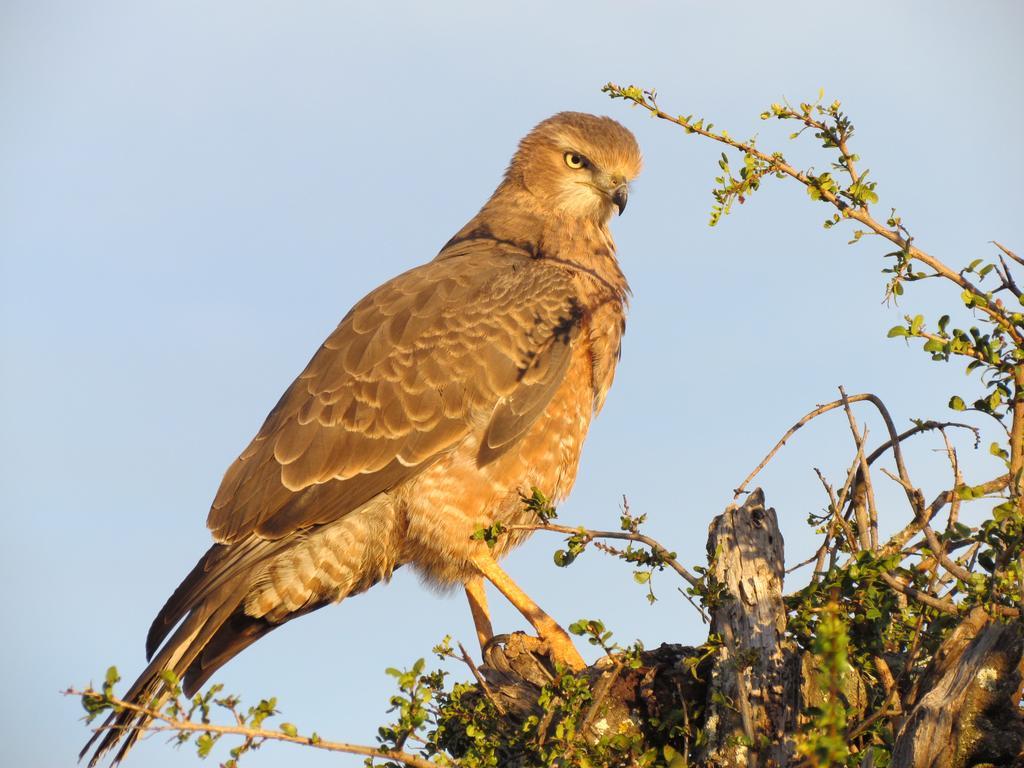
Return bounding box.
[995,255,1022,297]
[840,387,877,551]
[676,586,711,623]
[809,469,841,578]
[830,435,872,556]
[456,643,505,716]
[605,84,1023,347]
[865,421,979,465]
[733,393,914,503]
[876,572,957,614]
[993,241,1024,268]
[919,524,979,588]
[67,689,445,768]
[879,474,1009,557]
[507,523,700,588]
[939,429,964,531]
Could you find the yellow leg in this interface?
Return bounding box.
[470,552,586,671]
[464,576,494,653]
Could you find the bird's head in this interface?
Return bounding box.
[507,112,642,223]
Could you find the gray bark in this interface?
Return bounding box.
[892,607,1024,768]
[698,488,800,768]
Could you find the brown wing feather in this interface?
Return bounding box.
[207,243,585,547]
[147,244,585,661]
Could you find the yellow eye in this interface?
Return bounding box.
[564,152,587,169]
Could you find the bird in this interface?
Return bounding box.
[82,111,642,765]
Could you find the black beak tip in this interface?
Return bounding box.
[612,186,628,215]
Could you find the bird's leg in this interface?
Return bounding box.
[470,552,586,672]
[464,576,494,653]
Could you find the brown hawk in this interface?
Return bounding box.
[84,111,642,765]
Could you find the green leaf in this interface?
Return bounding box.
[553,550,575,567]
[196,733,215,758]
[990,442,1009,460]
[989,390,1002,411]
[887,325,908,338]
[992,501,1015,522]
[664,745,688,768]
[949,395,966,411]
[280,722,298,737]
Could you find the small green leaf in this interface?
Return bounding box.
[992,501,1015,522]
[553,550,575,567]
[663,745,688,768]
[956,485,978,500]
[280,722,298,737]
[196,733,215,758]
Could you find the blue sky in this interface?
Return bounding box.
[2,2,1022,766]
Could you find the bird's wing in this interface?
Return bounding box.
[207,242,583,544]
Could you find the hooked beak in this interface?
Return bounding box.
[611,184,628,215]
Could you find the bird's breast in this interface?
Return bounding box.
[398,302,624,587]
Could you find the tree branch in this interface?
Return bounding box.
[67,688,446,768]
[506,522,701,588]
[604,84,1023,346]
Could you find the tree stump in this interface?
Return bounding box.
[699,488,800,768]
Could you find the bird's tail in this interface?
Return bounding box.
[81,497,401,765]
[79,581,247,767]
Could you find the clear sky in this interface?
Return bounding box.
[2,2,1022,766]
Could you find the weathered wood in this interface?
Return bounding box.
[699,488,800,768]
[892,608,1024,768]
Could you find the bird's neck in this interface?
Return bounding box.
[443,185,630,302]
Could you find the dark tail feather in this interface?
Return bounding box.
[80,585,246,767]
[144,544,223,660]
[146,540,270,660]
[182,600,328,695]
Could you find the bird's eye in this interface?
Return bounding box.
[564,152,587,169]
